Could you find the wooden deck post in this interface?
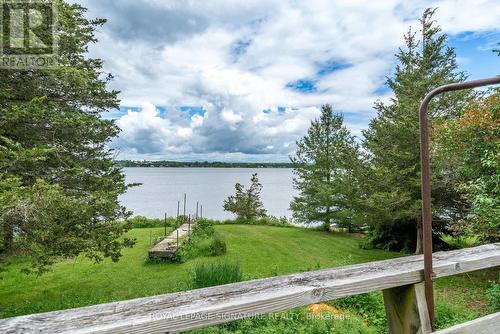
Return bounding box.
[383,282,432,334]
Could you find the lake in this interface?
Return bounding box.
[120,168,297,220]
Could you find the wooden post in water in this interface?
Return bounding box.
[164,212,167,237]
[200,205,203,218]
[177,201,180,219]
[183,194,187,223]
[196,202,199,220]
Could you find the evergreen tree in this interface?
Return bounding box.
[224,173,267,220]
[361,9,470,253]
[290,105,362,230]
[0,1,134,274]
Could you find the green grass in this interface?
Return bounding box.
[190,261,243,289]
[0,224,495,332]
[0,225,393,319]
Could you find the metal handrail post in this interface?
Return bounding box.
[418,76,500,329]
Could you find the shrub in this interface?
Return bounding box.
[210,233,227,256]
[187,216,292,228]
[195,233,227,257]
[215,216,292,227]
[175,220,227,262]
[128,216,178,229]
[190,261,243,289]
[193,219,216,236]
[439,234,480,250]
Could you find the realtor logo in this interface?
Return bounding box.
[1,0,58,68]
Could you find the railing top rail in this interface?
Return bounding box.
[1,243,499,334]
[432,311,500,334]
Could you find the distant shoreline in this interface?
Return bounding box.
[116,160,293,168]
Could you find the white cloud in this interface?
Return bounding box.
[72,0,500,161]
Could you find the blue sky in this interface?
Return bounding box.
[449,32,499,79]
[75,0,500,162]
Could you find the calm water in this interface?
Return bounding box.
[120,168,297,220]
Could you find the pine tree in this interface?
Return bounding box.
[0,1,134,274]
[362,9,470,253]
[290,105,362,230]
[224,173,267,220]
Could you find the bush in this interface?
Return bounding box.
[195,233,227,257]
[214,216,292,227]
[440,234,480,249]
[210,233,227,256]
[127,216,179,229]
[360,222,448,253]
[190,261,243,289]
[193,219,216,236]
[359,223,417,252]
[175,220,227,262]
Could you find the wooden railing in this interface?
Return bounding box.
[0,243,499,334]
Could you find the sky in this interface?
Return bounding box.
[74,0,500,162]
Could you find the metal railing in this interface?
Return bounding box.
[418,76,500,329]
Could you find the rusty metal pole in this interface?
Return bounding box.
[419,76,500,330]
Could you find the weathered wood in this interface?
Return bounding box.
[0,243,498,334]
[383,282,432,334]
[148,222,194,258]
[433,312,500,334]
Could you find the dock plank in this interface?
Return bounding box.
[148,222,194,258]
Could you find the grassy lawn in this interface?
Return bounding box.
[0,225,394,319]
[0,225,496,331]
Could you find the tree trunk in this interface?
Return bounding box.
[2,224,13,252]
[415,224,423,255]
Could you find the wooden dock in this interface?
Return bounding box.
[148,221,194,259]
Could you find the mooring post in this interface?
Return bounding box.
[200,205,203,218]
[196,202,199,220]
[177,201,180,220]
[183,194,187,223]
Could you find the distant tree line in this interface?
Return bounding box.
[116,160,293,168]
